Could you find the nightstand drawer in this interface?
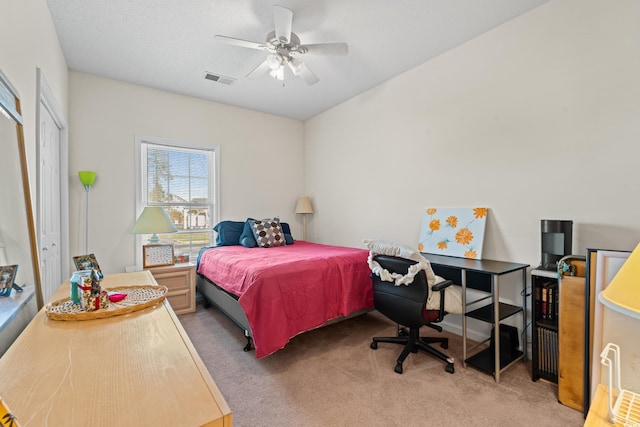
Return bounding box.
[153,270,190,292]
[166,289,191,313]
[146,264,195,314]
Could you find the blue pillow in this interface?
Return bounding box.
[239,219,257,248]
[239,218,294,247]
[281,222,295,245]
[213,220,244,246]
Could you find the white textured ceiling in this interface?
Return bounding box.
[46,0,549,121]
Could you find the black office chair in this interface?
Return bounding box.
[370,254,455,374]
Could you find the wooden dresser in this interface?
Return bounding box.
[146,263,196,314]
[0,271,231,426]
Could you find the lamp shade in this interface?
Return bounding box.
[131,207,178,243]
[599,242,640,320]
[295,196,314,214]
[78,171,97,187]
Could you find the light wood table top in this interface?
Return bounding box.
[584,384,614,426]
[0,271,231,426]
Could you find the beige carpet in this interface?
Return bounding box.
[179,303,585,427]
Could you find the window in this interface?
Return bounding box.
[136,136,219,265]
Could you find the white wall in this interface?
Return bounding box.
[68,72,305,274]
[305,0,640,338]
[306,0,640,272]
[0,0,68,282]
[0,0,69,172]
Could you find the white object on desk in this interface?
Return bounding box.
[600,342,640,426]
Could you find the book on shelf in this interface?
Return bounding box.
[536,281,559,322]
[537,326,558,376]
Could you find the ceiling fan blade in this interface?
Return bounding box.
[215,35,266,51]
[296,62,319,85]
[273,5,293,44]
[246,59,271,79]
[299,43,348,55]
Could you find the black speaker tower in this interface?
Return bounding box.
[540,219,573,270]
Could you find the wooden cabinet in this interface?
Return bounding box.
[146,263,196,314]
[558,257,586,412]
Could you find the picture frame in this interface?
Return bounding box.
[143,244,175,268]
[0,264,18,297]
[73,254,103,279]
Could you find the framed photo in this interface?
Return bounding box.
[73,254,103,278]
[0,264,18,296]
[143,244,175,268]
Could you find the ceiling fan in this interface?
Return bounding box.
[215,5,348,85]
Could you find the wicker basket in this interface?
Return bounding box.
[45,285,168,321]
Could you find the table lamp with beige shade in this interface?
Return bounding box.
[295,196,314,241]
[131,207,178,244]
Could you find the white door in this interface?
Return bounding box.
[39,101,62,302]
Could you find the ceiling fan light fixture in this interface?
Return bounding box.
[266,54,282,70]
[288,58,303,76]
[270,66,284,81]
[216,5,348,86]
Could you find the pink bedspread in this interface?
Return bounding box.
[197,241,373,358]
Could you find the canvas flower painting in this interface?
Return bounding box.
[418,207,488,259]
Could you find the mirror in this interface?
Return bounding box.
[0,68,43,309]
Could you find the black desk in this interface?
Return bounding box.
[422,253,529,383]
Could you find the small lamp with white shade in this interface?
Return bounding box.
[295,196,314,241]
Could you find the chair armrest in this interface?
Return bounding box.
[432,279,453,321]
[432,279,453,292]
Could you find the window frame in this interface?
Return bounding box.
[134,135,220,268]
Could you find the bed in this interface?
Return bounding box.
[196,239,374,358]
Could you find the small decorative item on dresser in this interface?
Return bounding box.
[143,244,175,268]
[0,264,18,297]
[72,254,103,279]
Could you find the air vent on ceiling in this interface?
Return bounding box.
[204,72,235,86]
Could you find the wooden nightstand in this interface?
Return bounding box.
[146,263,196,314]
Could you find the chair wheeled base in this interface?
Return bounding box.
[371,325,455,374]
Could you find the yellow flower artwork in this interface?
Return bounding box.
[418,207,488,259]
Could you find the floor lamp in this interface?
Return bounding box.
[78,171,96,253]
[295,196,314,241]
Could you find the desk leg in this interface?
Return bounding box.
[461,269,467,368]
[494,274,501,383]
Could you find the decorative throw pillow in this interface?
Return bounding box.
[280,222,295,245]
[213,220,244,246]
[239,219,258,248]
[250,217,286,248]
